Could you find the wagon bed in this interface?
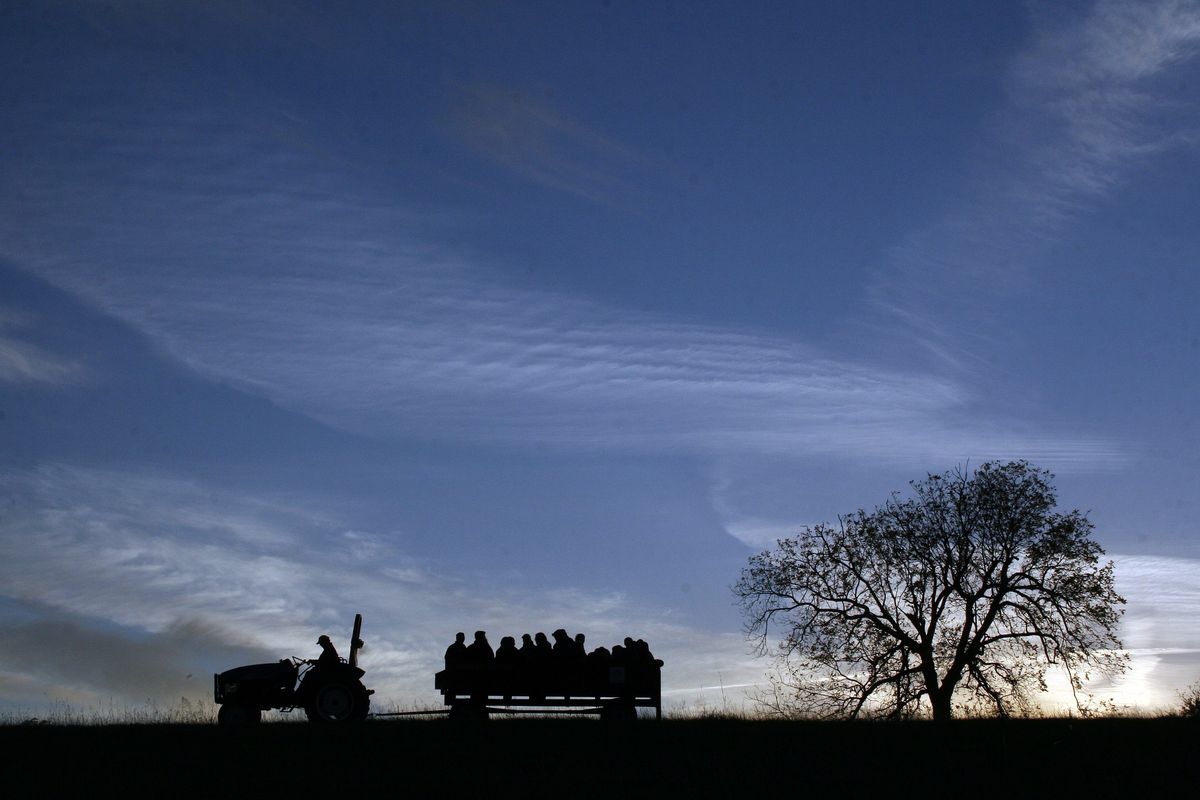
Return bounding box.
[435,661,662,720]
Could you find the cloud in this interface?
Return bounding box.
[0,3,1136,468]
[1006,0,1200,218]
[867,0,1200,365]
[0,336,84,385]
[0,309,85,384]
[0,606,274,710]
[707,468,813,550]
[1,471,1191,715]
[444,82,642,203]
[0,464,766,713]
[1077,553,1200,709]
[0,110,1124,468]
[1111,553,1200,651]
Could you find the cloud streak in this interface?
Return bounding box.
[0,309,85,385]
[0,105,1123,468]
[867,0,1200,366]
[1008,0,1200,218]
[0,337,83,385]
[0,3,1143,468]
[444,82,644,203]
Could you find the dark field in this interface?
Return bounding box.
[4,717,1196,797]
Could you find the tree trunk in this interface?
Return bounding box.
[929,689,954,722]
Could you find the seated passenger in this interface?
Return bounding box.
[465,630,495,665]
[519,633,537,661]
[551,628,574,660]
[534,632,553,661]
[444,631,468,670]
[573,633,587,659]
[495,635,520,667]
[587,645,611,664]
[635,638,663,667]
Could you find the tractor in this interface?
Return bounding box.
[213,613,372,724]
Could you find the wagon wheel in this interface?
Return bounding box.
[448,701,489,721]
[600,701,637,722]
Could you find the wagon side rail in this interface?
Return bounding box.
[435,663,663,720]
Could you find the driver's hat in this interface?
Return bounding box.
[316,634,331,645]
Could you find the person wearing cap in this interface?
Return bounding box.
[315,634,341,669]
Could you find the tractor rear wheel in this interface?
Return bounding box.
[305,682,356,723]
[350,683,371,721]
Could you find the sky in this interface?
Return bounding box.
[1,0,1199,717]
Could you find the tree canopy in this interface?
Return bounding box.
[734,461,1127,720]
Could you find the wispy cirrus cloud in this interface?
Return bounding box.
[0,336,84,385]
[0,106,1123,467]
[0,2,1139,468]
[0,308,85,385]
[868,0,1200,365]
[1007,0,1200,217]
[444,82,643,203]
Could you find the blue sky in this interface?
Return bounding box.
[2,0,1199,714]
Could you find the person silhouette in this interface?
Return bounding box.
[496,635,520,667]
[519,633,536,661]
[610,644,627,666]
[444,632,468,669]
[465,630,495,665]
[534,632,553,661]
[551,628,573,659]
[635,638,661,666]
[587,645,611,682]
[315,634,340,669]
[573,633,587,659]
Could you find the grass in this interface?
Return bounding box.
[0,696,218,726]
[1,694,1184,725]
[2,713,1196,797]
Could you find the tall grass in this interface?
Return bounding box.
[1,696,219,726]
[2,693,1191,726]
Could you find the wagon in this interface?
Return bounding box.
[435,658,663,720]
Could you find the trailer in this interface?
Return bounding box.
[435,659,663,720]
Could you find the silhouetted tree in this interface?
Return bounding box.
[1178,681,1200,718]
[734,461,1128,721]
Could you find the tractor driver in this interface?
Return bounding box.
[315,634,341,669]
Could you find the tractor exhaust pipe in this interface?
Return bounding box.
[349,613,363,669]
